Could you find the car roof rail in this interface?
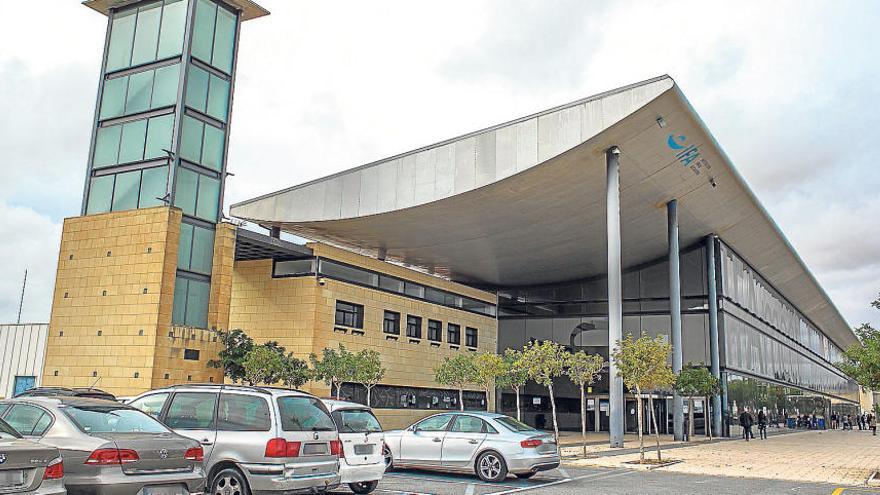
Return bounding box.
[166,383,273,395]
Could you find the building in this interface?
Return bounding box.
[43,0,859,437]
[0,324,49,399]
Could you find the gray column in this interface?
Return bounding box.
[606,147,624,448]
[706,235,723,436]
[667,199,684,441]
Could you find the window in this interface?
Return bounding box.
[128,393,169,419]
[335,301,364,328]
[93,114,173,168]
[276,396,335,432]
[465,327,478,348]
[415,414,454,432]
[165,392,216,429]
[379,275,404,293]
[337,383,488,411]
[64,405,167,434]
[192,0,238,74]
[218,394,270,431]
[427,320,442,342]
[383,311,400,335]
[105,0,187,73]
[320,260,378,287]
[86,166,169,215]
[406,315,422,338]
[178,222,215,274]
[495,416,537,432]
[184,349,200,360]
[447,323,461,345]
[273,259,314,276]
[179,115,225,171]
[3,404,52,436]
[185,65,231,122]
[451,415,489,433]
[174,167,220,222]
[172,275,211,328]
[100,64,180,120]
[331,409,382,433]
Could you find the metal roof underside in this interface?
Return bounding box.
[230,75,856,349]
[83,0,270,21]
[235,228,313,261]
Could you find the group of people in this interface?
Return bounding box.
[830,412,877,435]
[738,408,768,441]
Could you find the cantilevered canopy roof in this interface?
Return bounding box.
[83,0,270,21]
[231,76,856,349]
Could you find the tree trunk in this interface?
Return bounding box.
[649,394,662,462]
[459,388,464,411]
[688,396,695,441]
[515,386,522,421]
[580,384,587,458]
[366,386,371,407]
[636,386,644,463]
[706,396,712,440]
[548,383,560,447]
[336,381,342,400]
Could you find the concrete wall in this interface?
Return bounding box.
[0,324,49,399]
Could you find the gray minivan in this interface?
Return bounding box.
[128,385,341,495]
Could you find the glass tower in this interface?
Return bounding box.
[81,0,267,329]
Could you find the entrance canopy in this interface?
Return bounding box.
[231,76,856,349]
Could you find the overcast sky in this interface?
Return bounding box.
[0,0,877,330]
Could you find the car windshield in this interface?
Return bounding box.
[495,416,538,432]
[0,418,21,439]
[277,396,336,432]
[332,409,382,433]
[62,405,169,434]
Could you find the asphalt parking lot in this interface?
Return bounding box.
[327,466,880,495]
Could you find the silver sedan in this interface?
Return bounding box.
[383,412,559,482]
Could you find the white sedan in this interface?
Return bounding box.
[383,411,559,482]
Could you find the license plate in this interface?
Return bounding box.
[354,444,374,455]
[0,470,24,487]
[143,484,188,495]
[302,443,328,455]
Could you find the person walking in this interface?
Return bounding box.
[858,413,864,431]
[870,414,877,436]
[757,409,768,440]
[740,409,754,441]
[843,414,851,430]
[831,412,838,429]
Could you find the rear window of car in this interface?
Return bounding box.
[495,416,537,432]
[62,405,168,434]
[0,418,21,439]
[276,396,336,432]
[332,409,382,433]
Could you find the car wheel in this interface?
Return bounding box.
[515,472,537,479]
[349,481,379,494]
[211,468,250,495]
[476,451,508,482]
[383,443,394,471]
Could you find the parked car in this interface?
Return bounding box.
[0,396,205,495]
[128,384,342,495]
[0,417,65,495]
[383,412,560,482]
[320,400,385,494]
[13,388,116,402]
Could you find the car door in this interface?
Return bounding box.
[399,414,454,467]
[441,415,488,468]
[2,404,53,438]
[127,392,170,420]
[212,392,272,464]
[162,392,219,459]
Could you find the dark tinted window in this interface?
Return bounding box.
[335,301,364,328]
[466,327,478,348]
[165,392,216,429]
[63,405,167,434]
[406,315,422,338]
[276,396,336,432]
[495,416,537,432]
[447,324,461,345]
[4,404,52,436]
[218,394,270,431]
[383,311,400,335]
[427,320,442,342]
[331,409,382,433]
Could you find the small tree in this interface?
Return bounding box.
[840,294,880,390]
[521,340,568,445]
[565,351,605,457]
[435,353,478,411]
[473,352,505,410]
[696,370,721,440]
[352,349,385,407]
[242,345,286,386]
[208,329,255,383]
[279,353,312,389]
[310,344,358,399]
[496,349,529,421]
[675,364,709,440]
[613,333,674,463]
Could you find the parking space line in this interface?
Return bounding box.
[557,466,570,479]
[485,469,634,495]
[383,473,522,489]
[464,483,476,495]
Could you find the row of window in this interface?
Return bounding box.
[185,64,231,122]
[100,63,179,121]
[173,167,221,222]
[180,114,225,171]
[178,222,215,275]
[337,383,487,411]
[86,166,168,215]
[172,275,210,328]
[191,0,238,74]
[94,113,174,168]
[335,300,478,347]
[106,0,187,73]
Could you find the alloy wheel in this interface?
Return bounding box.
[479,453,502,480]
[214,474,242,495]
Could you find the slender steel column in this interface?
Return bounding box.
[706,235,723,436]
[668,199,684,441]
[606,147,624,448]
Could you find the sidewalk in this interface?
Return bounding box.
[566,428,880,486]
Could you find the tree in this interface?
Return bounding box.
[496,349,529,421]
[473,352,505,410]
[242,345,286,386]
[565,351,605,457]
[310,344,358,399]
[207,329,254,383]
[612,333,675,463]
[434,353,478,411]
[841,323,880,391]
[696,369,721,440]
[521,340,568,445]
[278,352,312,389]
[675,364,718,440]
[351,349,386,407]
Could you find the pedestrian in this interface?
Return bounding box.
[870,414,877,436]
[858,413,864,431]
[812,414,818,430]
[831,412,838,429]
[757,409,768,440]
[740,408,754,441]
[844,414,851,430]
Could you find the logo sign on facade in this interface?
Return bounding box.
[666,133,712,176]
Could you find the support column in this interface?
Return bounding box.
[668,199,684,441]
[706,235,723,436]
[606,147,624,448]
